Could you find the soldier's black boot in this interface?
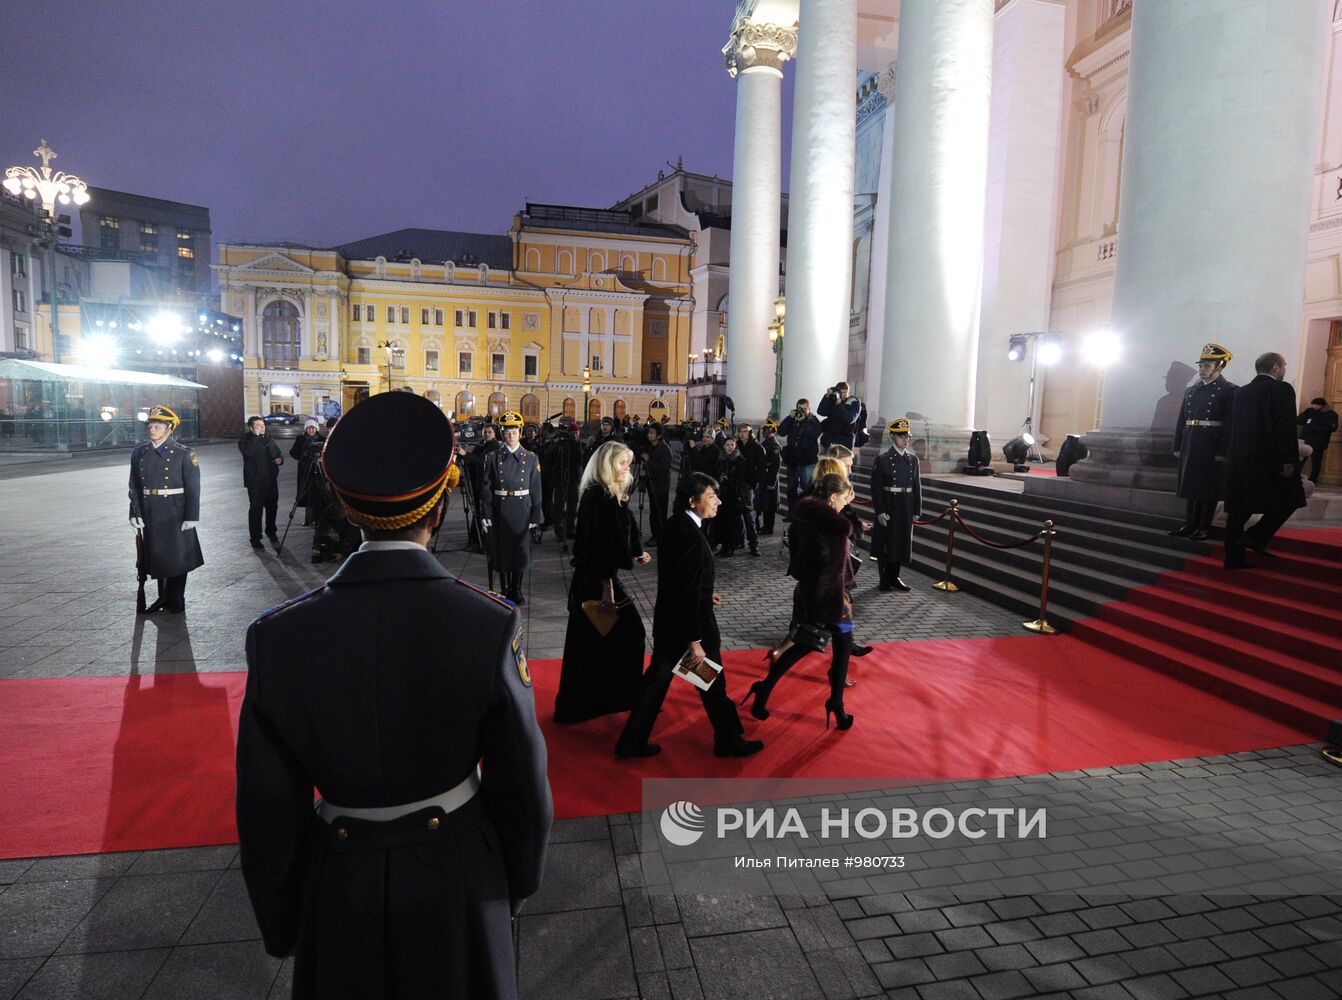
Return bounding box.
[1169,500,1198,537]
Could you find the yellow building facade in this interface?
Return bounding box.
[215,205,695,426]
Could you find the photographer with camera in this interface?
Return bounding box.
[818,381,864,450]
[777,398,823,515]
[288,419,326,525]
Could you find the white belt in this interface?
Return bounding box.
[495,489,530,497]
[1185,420,1223,427]
[884,487,913,493]
[317,768,481,824]
[143,488,185,496]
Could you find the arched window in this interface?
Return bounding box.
[587,397,603,422]
[525,248,541,272]
[563,397,576,419]
[520,393,540,424]
[591,253,605,274]
[649,400,668,422]
[558,250,574,274]
[621,255,635,273]
[652,258,667,281]
[262,300,301,368]
[488,391,507,418]
[613,398,627,420]
[455,391,475,417]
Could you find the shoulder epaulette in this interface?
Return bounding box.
[254,585,327,624]
[455,577,514,609]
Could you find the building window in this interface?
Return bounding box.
[469,310,478,328]
[591,355,602,372]
[13,289,26,313]
[11,253,25,276]
[140,222,158,252]
[365,305,375,322]
[391,345,406,369]
[650,361,663,383]
[425,350,439,372]
[357,346,372,365]
[421,307,431,325]
[455,391,475,416]
[491,352,505,377]
[177,246,194,260]
[645,194,658,213]
[458,351,472,375]
[563,397,576,419]
[14,326,28,350]
[351,303,360,321]
[520,393,540,423]
[434,308,443,326]
[455,309,464,327]
[400,306,409,324]
[487,391,507,418]
[614,399,627,420]
[262,300,301,368]
[500,312,510,330]
[176,230,194,244]
[524,355,538,379]
[488,312,496,330]
[387,306,396,323]
[99,216,120,250]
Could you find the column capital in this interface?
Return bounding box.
[876,59,897,102]
[723,19,798,78]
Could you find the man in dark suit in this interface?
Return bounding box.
[1170,343,1236,538]
[870,418,922,591]
[235,391,551,1000]
[757,419,783,534]
[640,421,674,546]
[615,472,763,760]
[1298,396,1338,483]
[238,415,283,548]
[481,411,544,603]
[1224,352,1307,567]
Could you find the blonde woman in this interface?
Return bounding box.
[554,441,654,723]
[810,446,874,669]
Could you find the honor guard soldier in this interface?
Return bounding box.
[1171,343,1236,539]
[235,391,552,1000]
[870,418,922,591]
[128,405,203,613]
[482,410,544,604]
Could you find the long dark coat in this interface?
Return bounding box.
[1173,375,1235,501]
[289,431,327,506]
[786,498,854,626]
[481,446,544,572]
[554,485,647,723]
[235,548,552,1000]
[128,437,204,579]
[870,447,922,564]
[817,393,863,449]
[238,432,282,502]
[1226,374,1307,515]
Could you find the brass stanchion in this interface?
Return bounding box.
[932,499,960,592]
[1023,519,1057,634]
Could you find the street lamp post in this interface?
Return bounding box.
[768,296,786,422]
[581,365,593,428]
[4,142,90,365]
[376,340,403,392]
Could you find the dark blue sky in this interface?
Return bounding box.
[1,1,795,248]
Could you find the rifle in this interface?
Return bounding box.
[135,529,147,614]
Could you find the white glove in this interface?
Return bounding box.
[529,524,538,530]
[482,519,492,529]
[181,521,198,532]
[130,517,144,530]
[877,513,890,527]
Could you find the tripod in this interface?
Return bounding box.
[276,456,321,556]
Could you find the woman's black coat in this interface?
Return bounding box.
[787,497,854,626]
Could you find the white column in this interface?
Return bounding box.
[724,18,796,421]
[878,0,994,446]
[781,0,858,416]
[975,0,1067,444]
[1074,0,1328,489]
[861,65,898,421]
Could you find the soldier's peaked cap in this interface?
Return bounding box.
[887,418,910,435]
[321,392,455,530]
[1199,343,1232,364]
[145,404,180,429]
[500,410,524,428]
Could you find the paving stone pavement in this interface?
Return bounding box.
[0,443,1339,998]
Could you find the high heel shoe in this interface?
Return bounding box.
[824,699,854,731]
[761,648,781,665]
[739,681,771,720]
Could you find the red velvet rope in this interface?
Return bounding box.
[949,509,1045,550]
[912,508,954,527]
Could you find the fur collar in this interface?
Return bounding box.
[792,497,853,536]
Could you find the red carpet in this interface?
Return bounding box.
[1,636,1311,858]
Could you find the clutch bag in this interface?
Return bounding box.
[788,621,831,653]
[581,598,631,638]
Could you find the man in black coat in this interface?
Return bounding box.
[870,418,922,591]
[757,419,783,535]
[1224,352,1307,567]
[1171,343,1236,539]
[128,404,203,613]
[235,392,551,1000]
[238,416,283,549]
[481,412,544,603]
[734,423,765,555]
[778,398,823,514]
[615,472,763,760]
[1298,396,1338,483]
[640,421,674,546]
[818,381,864,449]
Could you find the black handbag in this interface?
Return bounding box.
[788,621,831,653]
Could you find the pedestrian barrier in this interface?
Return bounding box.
[915,498,1059,635]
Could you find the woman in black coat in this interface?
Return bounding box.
[744,474,857,729]
[716,438,747,555]
[554,441,653,723]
